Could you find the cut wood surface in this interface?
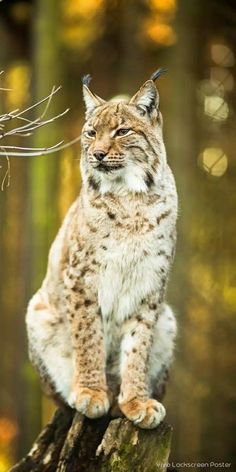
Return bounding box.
[10,408,173,472]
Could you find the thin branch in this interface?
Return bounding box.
[1,141,64,151]
[0,109,20,121]
[3,85,62,120]
[1,149,11,191]
[0,134,81,157]
[0,78,81,190]
[0,70,12,91]
[0,107,70,139]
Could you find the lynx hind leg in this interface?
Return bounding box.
[26,292,74,405]
[149,303,177,397]
[28,344,67,408]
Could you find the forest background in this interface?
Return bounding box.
[0,0,236,470]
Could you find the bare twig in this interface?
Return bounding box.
[0,70,12,91]
[0,86,68,141]
[0,134,81,157]
[0,149,10,191]
[0,74,81,190]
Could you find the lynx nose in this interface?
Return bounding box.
[93,150,107,161]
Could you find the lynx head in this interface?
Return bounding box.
[80,69,167,194]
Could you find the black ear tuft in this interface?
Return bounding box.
[82,74,92,87]
[150,68,167,82]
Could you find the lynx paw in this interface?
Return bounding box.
[119,398,166,429]
[68,387,110,419]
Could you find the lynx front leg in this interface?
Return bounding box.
[119,303,166,429]
[66,288,110,419]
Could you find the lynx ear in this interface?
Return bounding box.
[129,68,167,117]
[129,80,159,116]
[82,75,106,116]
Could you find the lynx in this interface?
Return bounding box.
[26,70,178,429]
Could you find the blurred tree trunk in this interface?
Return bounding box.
[18,0,64,457]
[30,0,62,287]
[10,410,172,472]
[164,0,202,461]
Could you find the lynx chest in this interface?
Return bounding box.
[82,194,175,324]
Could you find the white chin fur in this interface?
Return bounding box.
[95,165,148,195]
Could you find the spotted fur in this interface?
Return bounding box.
[26,76,178,429]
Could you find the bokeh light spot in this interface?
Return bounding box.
[148,0,177,14]
[210,67,234,92]
[4,64,30,108]
[211,44,235,67]
[61,0,104,50]
[198,148,228,177]
[63,0,104,19]
[145,21,176,46]
[204,96,229,122]
[0,417,18,444]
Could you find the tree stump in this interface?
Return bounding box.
[10,408,172,472]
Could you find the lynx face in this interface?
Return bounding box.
[80,78,167,194]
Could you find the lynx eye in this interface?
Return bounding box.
[86,129,96,138]
[116,128,131,137]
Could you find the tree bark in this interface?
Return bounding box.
[10,408,172,472]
